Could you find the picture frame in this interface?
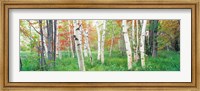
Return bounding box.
[0,0,199,91]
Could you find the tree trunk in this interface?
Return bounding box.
[68,20,75,58]
[122,20,132,70]
[83,28,88,57]
[57,36,62,59]
[148,20,154,55]
[85,20,93,65]
[140,20,147,68]
[53,20,57,67]
[96,21,101,60]
[29,23,33,52]
[73,20,85,71]
[47,20,53,61]
[101,20,106,64]
[20,57,22,70]
[39,20,45,71]
[120,29,126,56]
[37,41,41,69]
[109,23,114,57]
[131,20,137,62]
[152,20,158,57]
[43,20,48,58]
[135,20,140,62]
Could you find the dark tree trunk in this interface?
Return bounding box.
[174,20,180,51]
[53,20,57,67]
[39,20,45,71]
[174,38,180,51]
[20,57,22,70]
[37,41,41,69]
[148,20,154,55]
[47,20,53,61]
[152,20,158,57]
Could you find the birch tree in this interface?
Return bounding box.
[101,20,106,64]
[83,28,88,57]
[131,20,137,62]
[85,20,93,64]
[79,20,84,59]
[73,20,85,71]
[83,39,88,57]
[122,20,132,70]
[96,21,101,60]
[140,20,147,68]
[68,20,75,58]
[135,20,140,62]
[43,21,48,58]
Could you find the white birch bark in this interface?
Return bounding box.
[101,20,106,64]
[131,20,136,62]
[68,20,75,58]
[83,28,88,57]
[135,20,140,62]
[73,20,85,71]
[43,23,48,58]
[122,20,133,70]
[140,20,147,68]
[96,21,101,60]
[79,20,83,55]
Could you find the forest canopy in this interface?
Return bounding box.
[20,20,180,71]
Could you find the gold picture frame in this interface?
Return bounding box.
[0,0,199,91]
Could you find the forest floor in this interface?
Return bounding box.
[20,50,180,71]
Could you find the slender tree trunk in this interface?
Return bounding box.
[85,20,93,65]
[29,23,33,52]
[96,21,101,60]
[39,20,45,71]
[83,29,88,57]
[43,20,49,59]
[67,38,71,57]
[47,20,53,61]
[68,20,75,58]
[73,20,85,71]
[148,20,154,55]
[20,57,22,70]
[140,20,147,68]
[120,29,126,56]
[152,20,158,57]
[135,20,140,62]
[53,20,57,67]
[37,41,41,69]
[122,20,132,70]
[109,23,114,57]
[101,20,106,64]
[132,20,137,62]
[79,20,84,59]
[57,36,62,59]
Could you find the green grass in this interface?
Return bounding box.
[20,50,180,71]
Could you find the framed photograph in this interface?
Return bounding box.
[1,0,199,91]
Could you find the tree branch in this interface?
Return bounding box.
[26,20,41,35]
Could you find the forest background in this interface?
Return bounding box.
[20,20,180,71]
